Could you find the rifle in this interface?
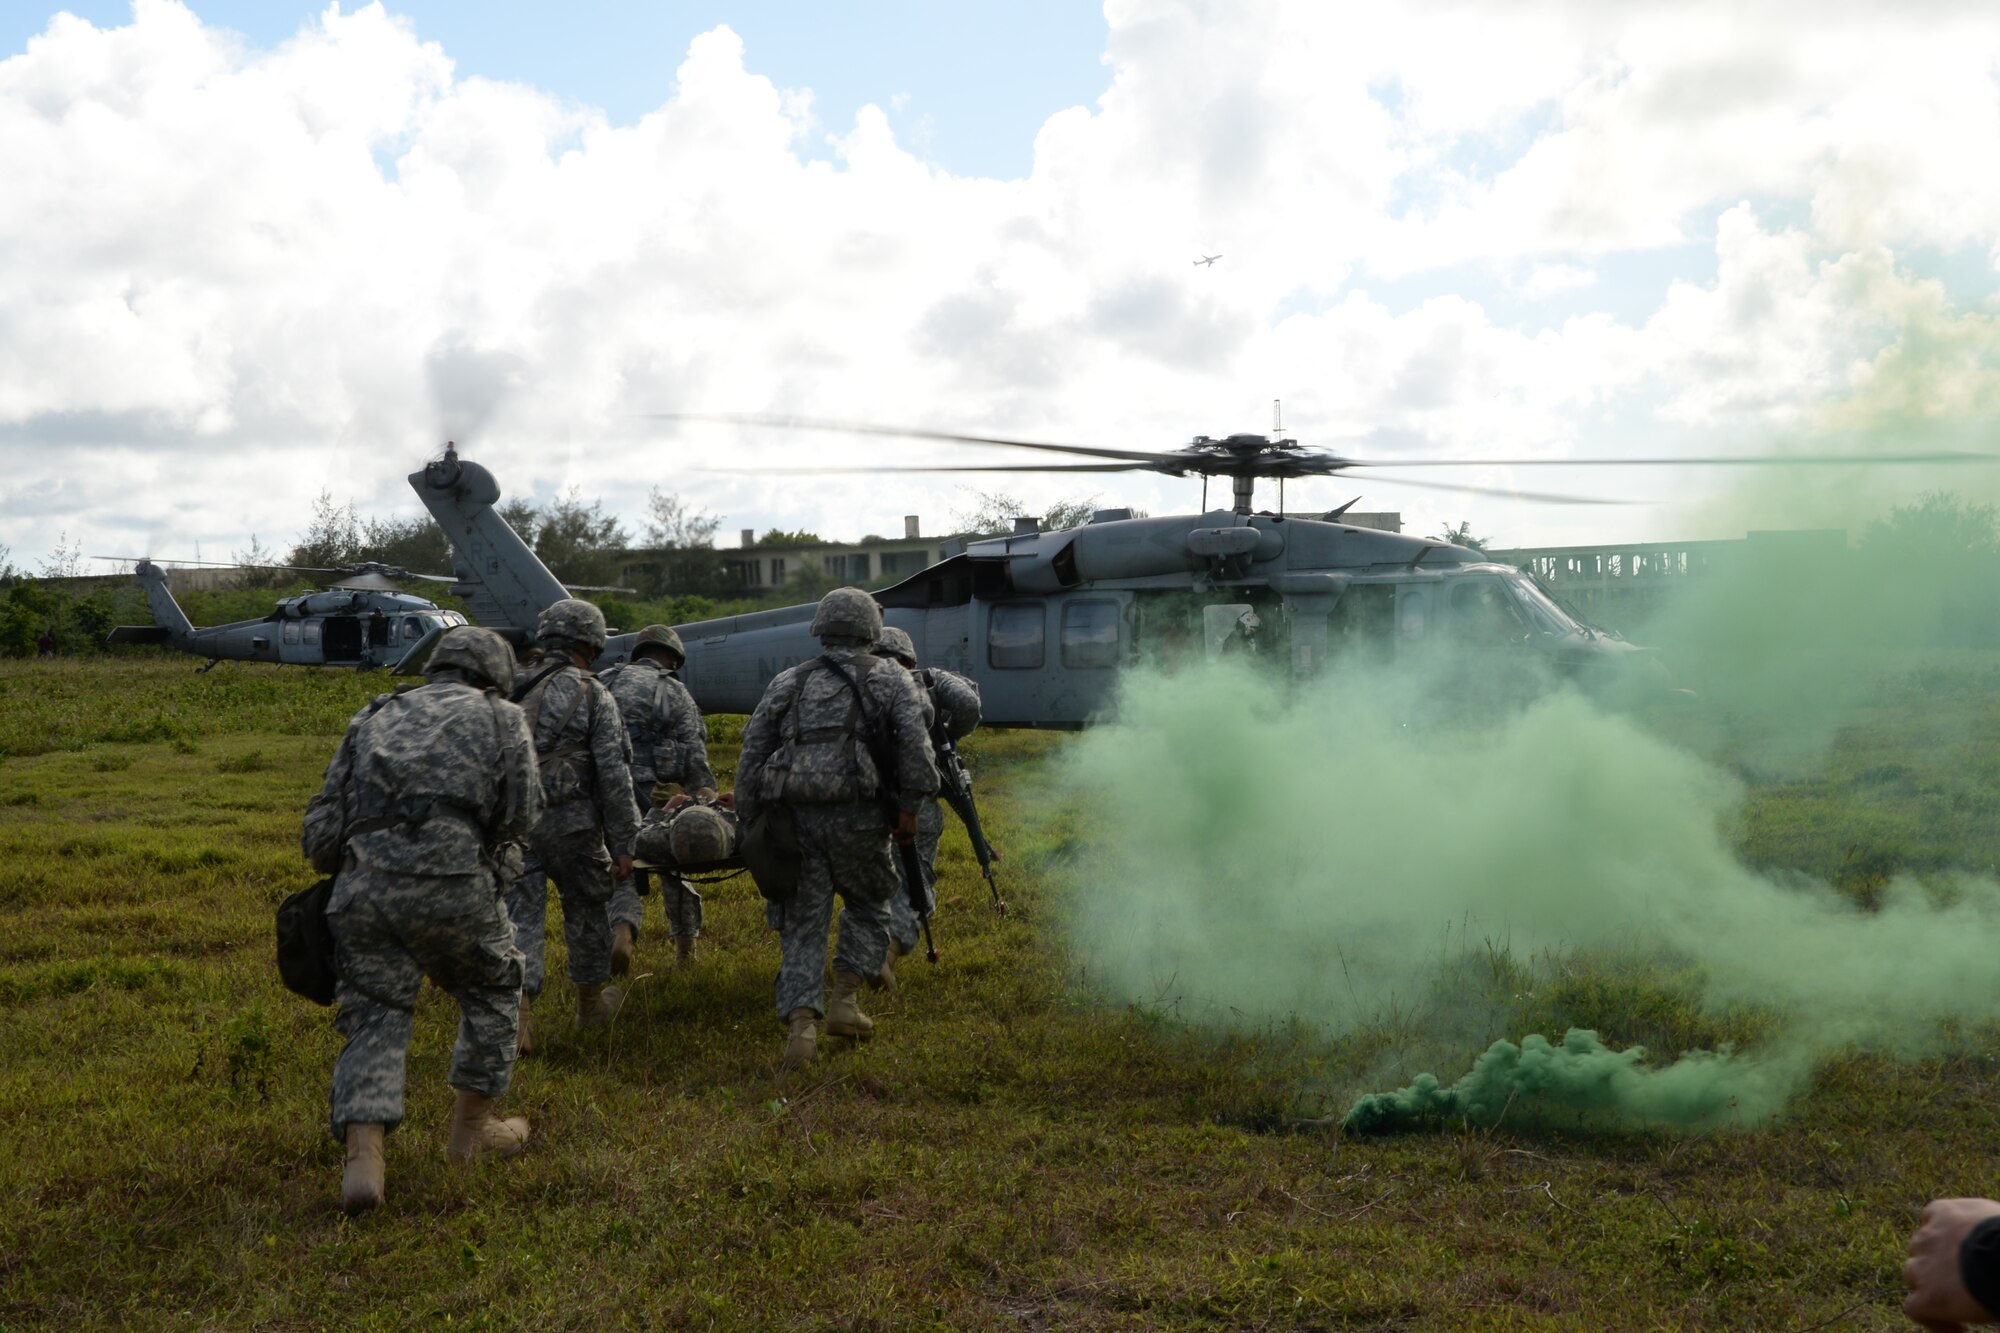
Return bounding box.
[932,708,1005,915]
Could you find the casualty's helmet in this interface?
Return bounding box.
[872,625,917,668]
[537,598,608,651]
[668,802,735,865]
[1238,609,1262,635]
[809,586,883,642]
[424,626,517,691]
[632,623,685,666]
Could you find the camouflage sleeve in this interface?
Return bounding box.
[875,662,939,812]
[589,678,642,854]
[931,670,982,739]
[301,696,382,872]
[663,677,716,793]
[493,697,543,846]
[735,667,796,816]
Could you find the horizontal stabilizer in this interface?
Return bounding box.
[106,625,172,647]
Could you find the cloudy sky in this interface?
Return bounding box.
[3,0,1998,570]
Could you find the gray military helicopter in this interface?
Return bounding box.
[101,558,473,672]
[407,425,1995,725]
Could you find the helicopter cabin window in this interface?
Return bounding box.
[403,616,425,642]
[283,621,301,646]
[302,622,321,646]
[1202,603,1258,661]
[988,603,1045,670]
[1329,585,1396,662]
[1060,600,1120,669]
[1398,587,1429,641]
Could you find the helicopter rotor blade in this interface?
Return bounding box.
[1331,450,2000,468]
[1340,472,1639,505]
[653,413,1199,466]
[92,555,344,573]
[693,461,1171,476]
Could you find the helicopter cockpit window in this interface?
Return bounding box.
[1450,580,1527,642]
[302,622,322,646]
[283,621,300,645]
[988,603,1045,670]
[1060,600,1120,669]
[403,616,424,641]
[1503,578,1577,636]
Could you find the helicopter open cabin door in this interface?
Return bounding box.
[975,590,1133,727]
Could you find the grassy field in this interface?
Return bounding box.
[4,655,1999,1330]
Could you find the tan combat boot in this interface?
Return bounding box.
[446,1090,530,1164]
[826,970,874,1040]
[576,982,624,1029]
[674,936,696,969]
[871,937,911,992]
[341,1122,386,1215]
[783,1007,818,1069]
[516,993,534,1057]
[610,923,636,977]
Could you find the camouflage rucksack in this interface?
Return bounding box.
[765,658,883,805]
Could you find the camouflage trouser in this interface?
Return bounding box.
[507,828,616,997]
[608,870,703,939]
[887,798,945,953]
[326,867,524,1140]
[772,803,898,1020]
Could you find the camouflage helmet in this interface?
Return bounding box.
[669,802,736,865]
[872,625,917,667]
[632,623,685,665]
[809,586,883,642]
[536,597,608,651]
[424,626,517,690]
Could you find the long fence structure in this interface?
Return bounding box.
[1488,529,1850,631]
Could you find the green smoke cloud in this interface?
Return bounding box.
[1057,644,2000,1127]
[1341,1030,1797,1135]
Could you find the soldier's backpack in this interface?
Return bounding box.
[515,665,600,809]
[275,876,338,1005]
[761,657,885,806]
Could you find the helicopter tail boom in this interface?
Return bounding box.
[133,561,195,643]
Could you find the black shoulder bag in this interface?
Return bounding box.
[275,876,339,1005]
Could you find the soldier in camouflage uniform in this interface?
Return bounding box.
[506,599,642,1048]
[736,588,938,1068]
[870,625,981,990]
[598,624,717,972]
[301,626,542,1216]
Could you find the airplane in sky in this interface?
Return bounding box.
[1193,254,1221,266]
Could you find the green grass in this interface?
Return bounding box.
[1,657,1995,1328]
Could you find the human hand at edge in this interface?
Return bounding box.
[1905,1198,2000,1330]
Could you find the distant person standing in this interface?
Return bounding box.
[735,588,937,1068]
[597,624,718,972]
[36,629,55,658]
[507,599,642,1050]
[301,626,542,1215]
[870,625,981,989]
